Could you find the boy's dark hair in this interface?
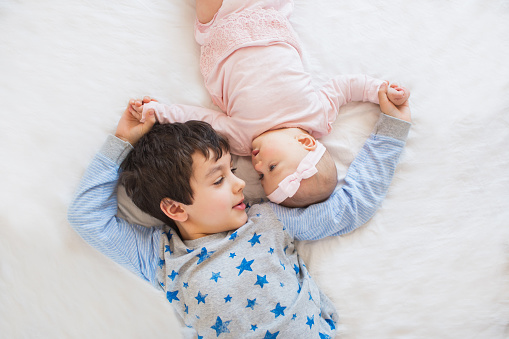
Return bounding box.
[120,121,230,225]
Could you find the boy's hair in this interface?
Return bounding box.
[120,121,230,225]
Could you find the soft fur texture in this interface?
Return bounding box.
[1,1,508,338]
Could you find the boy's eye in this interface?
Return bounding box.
[214,177,225,185]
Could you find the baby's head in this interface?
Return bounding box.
[251,128,338,208]
[120,121,247,240]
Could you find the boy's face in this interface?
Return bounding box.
[251,129,309,198]
[183,151,247,238]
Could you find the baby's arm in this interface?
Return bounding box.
[320,74,409,110]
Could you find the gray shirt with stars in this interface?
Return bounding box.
[158,203,337,339]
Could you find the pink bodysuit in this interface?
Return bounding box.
[143,0,383,156]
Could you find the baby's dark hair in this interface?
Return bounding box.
[119,121,230,225]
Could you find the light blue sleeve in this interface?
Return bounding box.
[271,114,411,241]
[67,135,162,287]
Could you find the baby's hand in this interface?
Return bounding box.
[378,82,411,122]
[128,96,157,122]
[387,83,410,106]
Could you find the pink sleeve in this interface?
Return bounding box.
[142,101,229,126]
[319,74,384,111]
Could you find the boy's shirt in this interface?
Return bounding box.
[159,203,337,338]
[68,113,410,337]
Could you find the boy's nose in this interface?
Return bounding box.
[253,160,263,172]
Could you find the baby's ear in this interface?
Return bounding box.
[160,198,188,222]
[295,134,317,151]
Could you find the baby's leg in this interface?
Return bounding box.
[196,0,223,24]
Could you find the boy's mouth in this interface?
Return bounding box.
[233,199,246,210]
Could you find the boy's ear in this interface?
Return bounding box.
[295,134,317,151]
[160,198,188,222]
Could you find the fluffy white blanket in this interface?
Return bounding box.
[1,0,508,338]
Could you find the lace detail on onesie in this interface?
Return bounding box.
[200,7,302,79]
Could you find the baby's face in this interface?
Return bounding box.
[251,129,309,197]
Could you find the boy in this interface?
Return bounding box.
[68,83,411,338]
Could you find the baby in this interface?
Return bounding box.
[130,0,409,207]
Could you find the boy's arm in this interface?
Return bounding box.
[273,82,411,240]
[271,113,410,241]
[67,107,161,286]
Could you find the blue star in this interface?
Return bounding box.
[326,317,336,330]
[280,282,285,287]
[186,248,194,253]
[236,258,254,276]
[251,324,258,331]
[292,313,297,320]
[164,245,173,254]
[264,330,280,339]
[308,292,313,301]
[158,258,165,269]
[183,282,189,289]
[254,275,269,288]
[160,282,165,288]
[166,232,173,242]
[297,283,302,294]
[184,304,189,314]
[210,272,222,282]
[283,245,288,254]
[229,252,236,258]
[197,335,203,339]
[319,333,331,339]
[306,315,315,329]
[280,260,286,270]
[196,247,215,265]
[229,232,238,241]
[166,290,179,303]
[256,213,261,217]
[270,303,286,318]
[168,270,178,281]
[248,232,261,247]
[268,248,274,254]
[224,295,232,303]
[195,291,208,304]
[246,298,257,309]
[210,316,231,337]
[293,264,300,275]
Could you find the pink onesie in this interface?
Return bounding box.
[143,0,383,156]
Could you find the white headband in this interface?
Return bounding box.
[266,140,326,204]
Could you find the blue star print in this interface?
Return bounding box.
[236,258,254,276]
[210,316,231,337]
[326,317,336,330]
[293,264,300,275]
[166,232,173,242]
[246,298,257,309]
[229,232,238,241]
[210,272,222,282]
[251,324,258,331]
[184,304,188,314]
[306,315,315,329]
[168,270,178,281]
[319,333,331,339]
[292,313,297,320]
[164,245,173,254]
[158,258,165,269]
[268,248,274,254]
[196,247,215,264]
[183,282,189,289]
[264,330,280,339]
[224,295,232,303]
[248,232,261,247]
[195,291,208,304]
[166,290,179,303]
[229,252,236,258]
[270,303,286,318]
[254,275,269,288]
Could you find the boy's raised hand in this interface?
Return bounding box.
[378,82,411,123]
[115,101,157,145]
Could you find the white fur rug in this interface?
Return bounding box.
[1,0,508,338]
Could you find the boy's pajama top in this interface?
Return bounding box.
[142,0,385,156]
[68,114,411,338]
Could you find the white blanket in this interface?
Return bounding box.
[1,0,508,338]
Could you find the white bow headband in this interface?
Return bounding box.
[266,140,326,204]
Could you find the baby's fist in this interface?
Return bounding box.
[387,84,410,106]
